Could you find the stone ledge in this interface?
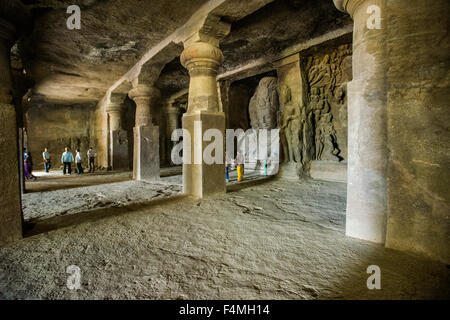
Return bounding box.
[310,160,347,183]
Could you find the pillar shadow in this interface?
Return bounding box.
[23,194,188,238]
[226,175,276,192]
[24,170,132,193]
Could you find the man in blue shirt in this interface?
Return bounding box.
[61,147,74,175]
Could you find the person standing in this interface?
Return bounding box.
[225,153,231,182]
[87,147,97,173]
[236,152,245,182]
[75,149,83,174]
[24,151,36,181]
[61,147,74,175]
[42,147,51,173]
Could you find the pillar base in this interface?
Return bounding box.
[0,104,22,244]
[133,124,159,181]
[310,160,347,183]
[277,162,300,180]
[110,129,129,170]
[182,111,225,198]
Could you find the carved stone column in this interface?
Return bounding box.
[106,104,123,131]
[129,84,160,180]
[334,0,387,243]
[0,13,26,244]
[165,102,180,166]
[105,96,128,170]
[217,80,231,129]
[180,40,226,197]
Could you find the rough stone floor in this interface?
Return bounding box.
[0,173,448,299]
[23,169,183,221]
[22,168,263,221]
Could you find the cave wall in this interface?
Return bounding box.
[25,102,95,170]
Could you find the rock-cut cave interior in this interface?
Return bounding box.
[0,0,449,300]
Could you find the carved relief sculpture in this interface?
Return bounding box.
[248,77,279,130]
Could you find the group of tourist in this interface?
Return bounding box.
[225,152,245,182]
[23,147,98,180]
[25,146,245,182]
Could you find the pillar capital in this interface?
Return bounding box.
[180,14,231,48]
[105,102,124,131]
[128,84,160,101]
[165,103,180,114]
[129,84,160,127]
[105,102,124,114]
[106,93,126,112]
[333,0,366,18]
[180,41,224,113]
[180,41,224,75]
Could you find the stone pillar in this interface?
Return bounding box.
[129,84,160,181]
[165,103,180,166]
[180,40,226,197]
[334,0,387,243]
[106,99,128,170]
[217,80,231,129]
[383,0,449,263]
[0,18,22,243]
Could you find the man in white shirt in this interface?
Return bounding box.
[75,149,83,174]
[87,147,97,173]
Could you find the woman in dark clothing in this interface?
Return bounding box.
[24,152,37,181]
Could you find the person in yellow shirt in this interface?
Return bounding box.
[235,152,244,182]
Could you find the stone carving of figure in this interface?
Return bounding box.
[302,105,315,167]
[310,90,340,161]
[308,55,333,89]
[248,77,279,130]
[307,51,347,163]
[247,77,279,168]
[280,85,302,164]
[318,112,341,161]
